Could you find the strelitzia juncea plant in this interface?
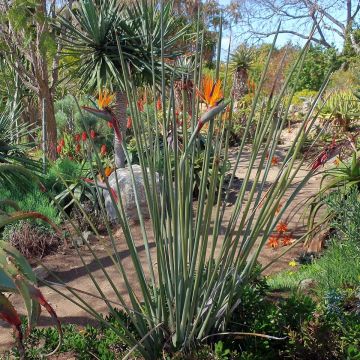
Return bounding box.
[40,16,329,360]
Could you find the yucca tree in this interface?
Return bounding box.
[230,44,254,101]
[59,0,189,168]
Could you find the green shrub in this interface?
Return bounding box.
[268,239,360,295]
[290,89,318,106]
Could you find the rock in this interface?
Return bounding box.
[103,165,160,222]
[298,278,317,293]
[82,231,96,243]
[33,266,50,281]
[72,236,84,247]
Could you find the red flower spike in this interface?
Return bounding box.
[81,132,87,141]
[90,130,96,139]
[100,144,107,156]
[74,134,81,142]
[127,116,132,129]
[75,144,81,153]
[107,121,113,128]
[156,97,162,111]
[56,145,62,154]
[59,139,65,147]
[137,99,144,112]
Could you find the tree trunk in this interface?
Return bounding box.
[232,68,249,102]
[113,91,128,168]
[40,89,57,161]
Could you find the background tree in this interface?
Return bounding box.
[230,0,360,52]
[230,45,254,100]
[0,0,65,160]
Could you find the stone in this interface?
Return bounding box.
[82,231,96,243]
[33,266,50,281]
[103,164,160,222]
[72,236,84,247]
[297,278,317,293]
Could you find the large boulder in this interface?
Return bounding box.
[103,165,159,222]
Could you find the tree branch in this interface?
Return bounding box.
[252,29,332,47]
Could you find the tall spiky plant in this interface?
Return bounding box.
[32,19,331,360]
[59,0,189,168]
[230,45,254,101]
[0,102,40,191]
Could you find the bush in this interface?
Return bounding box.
[2,221,61,259]
[290,89,318,106]
[0,187,59,226]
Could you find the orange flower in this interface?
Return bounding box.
[104,167,113,177]
[282,236,293,246]
[98,89,114,109]
[268,236,279,248]
[197,76,223,107]
[271,156,279,166]
[276,221,288,233]
[333,158,340,167]
[275,203,283,215]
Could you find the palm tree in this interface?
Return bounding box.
[230,45,254,101]
[59,0,188,168]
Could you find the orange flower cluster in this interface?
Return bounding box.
[267,221,294,249]
[271,156,279,166]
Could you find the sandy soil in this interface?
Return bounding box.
[0,129,324,354]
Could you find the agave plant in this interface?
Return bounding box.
[0,195,61,359]
[59,0,189,168]
[38,19,330,358]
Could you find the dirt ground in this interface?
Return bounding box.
[0,130,325,354]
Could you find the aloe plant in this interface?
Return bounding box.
[319,90,360,130]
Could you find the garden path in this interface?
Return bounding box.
[0,131,325,353]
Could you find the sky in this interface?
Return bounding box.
[217,0,345,58]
